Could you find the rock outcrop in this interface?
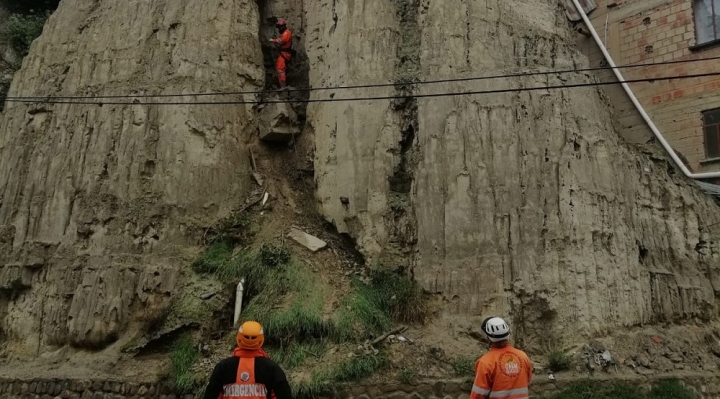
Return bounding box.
[305,0,720,345]
[258,100,300,142]
[0,0,263,357]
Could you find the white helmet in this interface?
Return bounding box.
[484,317,510,342]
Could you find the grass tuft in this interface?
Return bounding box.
[293,353,388,399]
[171,337,199,395]
[366,268,427,323]
[546,348,573,372]
[397,368,416,384]
[331,352,387,382]
[266,341,326,370]
[332,267,427,341]
[191,241,234,275]
[333,283,392,340]
[259,243,292,267]
[451,356,475,377]
[648,380,697,399]
[202,210,254,246]
[244,263,333,344]
[293,373,333,399]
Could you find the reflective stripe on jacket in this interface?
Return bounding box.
[222,357,268,399]
[470,345,532,399]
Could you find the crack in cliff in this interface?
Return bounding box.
[463,0,471,69]
[256,0,310,125]
[382,0,421,266]
[330,0,338,35]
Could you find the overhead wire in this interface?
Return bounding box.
[3,54,720,100]
[2,71,720,106]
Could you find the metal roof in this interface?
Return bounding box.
[562,0,597,22]
[696,180,720,199]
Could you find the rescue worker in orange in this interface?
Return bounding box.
[470,317,532,399]
[269,19,292,88]
[202,321,292,399]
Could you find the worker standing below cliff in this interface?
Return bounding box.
[202,321,292,399]
[470,317,532,399]
[269,19,293,89]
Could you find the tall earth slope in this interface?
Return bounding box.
[0,0,718,369]
[306,0,720,345]
[0,0,263,357]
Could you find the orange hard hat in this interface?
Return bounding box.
[236,321,265,350]
[276,19,287,27]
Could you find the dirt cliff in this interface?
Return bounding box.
[0,0,719,384]
[0,0,263,357]
[306,0,720,347]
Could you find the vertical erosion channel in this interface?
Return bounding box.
[386,0,420,268]
[255,0,310,123]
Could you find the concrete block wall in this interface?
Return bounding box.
[576,0,720,173]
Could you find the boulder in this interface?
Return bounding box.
[259,101,300,143]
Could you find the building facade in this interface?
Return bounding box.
[580,0,720,173]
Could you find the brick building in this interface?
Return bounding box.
[577,0,720,173]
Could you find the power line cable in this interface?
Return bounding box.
[2,71,719,106]
[4,55,720,100]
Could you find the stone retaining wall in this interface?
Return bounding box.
[1,375,719,399]
[0,379,176,399]
[335,376,720,399]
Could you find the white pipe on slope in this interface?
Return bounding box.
[570,0,720,179]
[234,278,245,325]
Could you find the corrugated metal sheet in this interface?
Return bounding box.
[562,0,597,22]
[696,180,720,199]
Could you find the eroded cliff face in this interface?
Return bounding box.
[0,0,263,357]
[1,0,719,365]
[306,0,720,345]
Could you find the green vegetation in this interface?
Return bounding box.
[546,348,573,372]
[647,380,698,399]
[397,368,416,384]
[192,239,427,347]
[266,341,326,370]
[170,337,200,395]
[202,210,254,246]
[184,235,428,397]
[191,240,234,275]
[451,356,475,377]
[0,0,60,14]
[334,268,427,340]
[259,243,292,267]
[294,353,388,398]
[246,264,331,344]
[541,380,697,399]
[4,13,48,55]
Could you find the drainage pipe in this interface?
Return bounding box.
[570,0,720,179]
[234,278,246,325]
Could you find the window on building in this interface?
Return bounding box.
[695,0,720,45]
[703,108,720,159]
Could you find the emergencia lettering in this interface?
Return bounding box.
[223,383,268,397]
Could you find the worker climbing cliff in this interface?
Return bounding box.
[268,19,293,89]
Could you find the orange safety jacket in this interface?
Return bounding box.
[470,344,532,399]
[221,357,268,399]
[271,30,293,59]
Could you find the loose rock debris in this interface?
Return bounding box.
[288,226,327,252]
